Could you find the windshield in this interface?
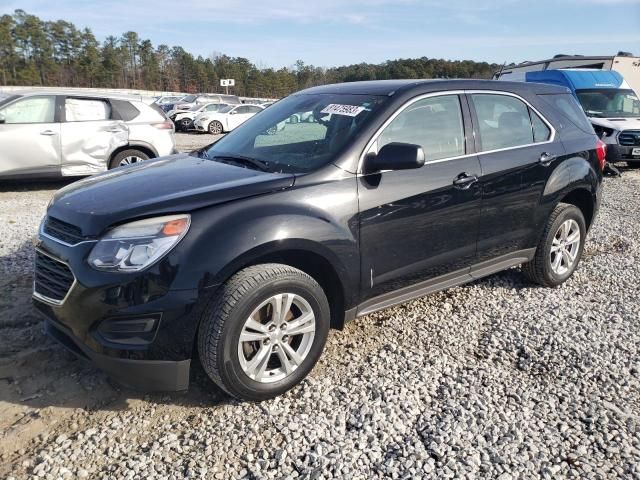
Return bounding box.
[202,93,388,173]
[0,93,19,108]
[181,95,197,103]
[576,89,640,118]
[217,105,234,114]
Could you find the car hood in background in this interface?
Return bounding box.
[48,153,295,236]
[590,116,640,131]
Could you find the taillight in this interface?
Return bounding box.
[595,139,606,171]
[152,120,174,130]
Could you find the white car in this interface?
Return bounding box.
[168,103,231,131]
[0,90,176,179]
[193,104,264,134]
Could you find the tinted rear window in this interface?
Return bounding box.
[538,94,594,134]
[111,100,141,121]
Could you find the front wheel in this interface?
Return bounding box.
[208,120,223,135]
[198,264,330,401]
[522,203,586,287]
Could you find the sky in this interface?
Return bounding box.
[3,0,640,68]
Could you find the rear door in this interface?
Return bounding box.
[59,97,128,175]
[358,93,482,302]
[467,92,564,262]
[0,95,61,178]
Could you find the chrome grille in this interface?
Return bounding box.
[42,216,85,245]
[619,130,640,147]
[34,251,75,303]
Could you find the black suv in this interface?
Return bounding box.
[34,80,604,401]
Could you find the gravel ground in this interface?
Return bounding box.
[1,162,639,479]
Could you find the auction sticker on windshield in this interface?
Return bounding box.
[321,104,365,117]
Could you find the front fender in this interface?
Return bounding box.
[170,176,360,307]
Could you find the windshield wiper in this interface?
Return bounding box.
[211,154,271,172]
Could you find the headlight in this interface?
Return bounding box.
[88,214,190,272]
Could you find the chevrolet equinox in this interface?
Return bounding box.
[34,80,604,401]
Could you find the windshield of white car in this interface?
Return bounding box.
[217,105,234,114]
[203,93,388,174]
[577,89,640,118]
[0,93,19,108]
[181,95,197,102]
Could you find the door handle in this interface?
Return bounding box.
[539,152,556,166]
[40,130,57,136]
[453,173,478,189]
[106,127,124,133]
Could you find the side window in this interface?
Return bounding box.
[0,96,55,124]
[65,98,111,122]
[377,95,465,162]
[471,94,534,151]
[530,108,551,143]
[247,106,263,114]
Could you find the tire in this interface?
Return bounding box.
[522,203,586,287]
[208,120,223,135]
[179,118,192,130]
[108,149,150,169]
[627,162,640,169]
[198,264,330,401]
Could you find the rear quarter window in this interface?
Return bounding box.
[111,100,141,121]
[538,94,594,134]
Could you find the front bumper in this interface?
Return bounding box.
[32,234,204,391]
[604,142,640,163]
[44,317,190,391]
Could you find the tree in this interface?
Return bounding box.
[0,9,501,97]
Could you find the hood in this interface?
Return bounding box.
[590,116,640,131]
[49,153,295,236]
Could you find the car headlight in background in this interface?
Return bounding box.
[88,214,190,272]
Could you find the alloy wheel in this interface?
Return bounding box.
[549,219,581,275]
[119,155,143,166]
[238,293,316,383]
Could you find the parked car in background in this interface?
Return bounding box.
[0,90,175,179]
[173,94,242,112]
[154,95,185,106]
[169,103,230,131]
[193,104,264,134]
[160,94,195,113]
[505,69,640,166]
[35,80,603,400]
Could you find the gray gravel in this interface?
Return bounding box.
[1,168,640,479]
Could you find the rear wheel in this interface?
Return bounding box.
[208,121,223,135]
[522,203,586,287]
[198,264,330,401]
[109,149,150,169]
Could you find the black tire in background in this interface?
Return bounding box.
[108,149,150,169]
[197,264,330,401]
[522,203,586,287]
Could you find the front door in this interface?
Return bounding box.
[358,93,482,302]
[0,95,61,178]
[59,97,128,175]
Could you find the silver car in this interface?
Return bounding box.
[0,90,176,179]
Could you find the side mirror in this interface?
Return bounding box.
[365,142,425,173]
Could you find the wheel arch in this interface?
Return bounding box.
[210,241,350,331]
[109,143,157,163]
